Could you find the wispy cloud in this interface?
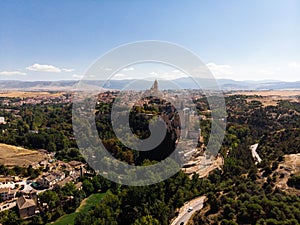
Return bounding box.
[0,70,27,76]
[206,63,233,78]
[72,74,96,79]
[258,67,281,76]
[72,74,84,79]
[26,63,61,72]
[62,68,74,72]
[114,73,126,78]
[288,61,300,69]
[26,63,74,73]
[146,70,188,80]
[104,67,112,71]
[122,67,135,72]
[149,72,158,76]
[114,73,135,79]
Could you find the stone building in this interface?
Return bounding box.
[16,195,37,218]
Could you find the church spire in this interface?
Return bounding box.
[150,79,158,96]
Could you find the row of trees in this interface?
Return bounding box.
[0,164,41,179]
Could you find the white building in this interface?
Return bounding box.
[0,117,5,124]
[0,188,17,201]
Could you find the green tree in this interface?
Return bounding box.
[82,179,94,195]
[133,215,160,225]
[0,210,20,225]
[39,190,60,210]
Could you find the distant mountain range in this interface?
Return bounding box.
[0,79,299,91]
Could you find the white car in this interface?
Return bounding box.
[187,207,193,212]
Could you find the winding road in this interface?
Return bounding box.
[171,196,206,225]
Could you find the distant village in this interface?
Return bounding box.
[0,93,72,107]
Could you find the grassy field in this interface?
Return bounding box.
[0,143,47,167]
[49,192,107,225]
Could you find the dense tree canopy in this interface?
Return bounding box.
[1,94,300,224]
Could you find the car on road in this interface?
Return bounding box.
[187,207,193,212]
[180,222,184,225]
[26,180,32,184]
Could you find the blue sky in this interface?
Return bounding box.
[0,0,299,81]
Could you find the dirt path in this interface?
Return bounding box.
[75,198,88,212]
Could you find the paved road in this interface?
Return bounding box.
[171,196,206,225]
[0,179,46,194]
[0,180,30,190]
[250,143,262,163]
[0,201,16,211]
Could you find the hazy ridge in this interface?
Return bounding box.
[0,79,299,91]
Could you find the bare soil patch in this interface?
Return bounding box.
[0,143,47,167]
[0,91,66,98]
[273,154,300,195]
[183,156,223,178]
[227,90,300,97]
[227,90,300,106]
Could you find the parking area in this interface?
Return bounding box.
[0,180,33,193]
